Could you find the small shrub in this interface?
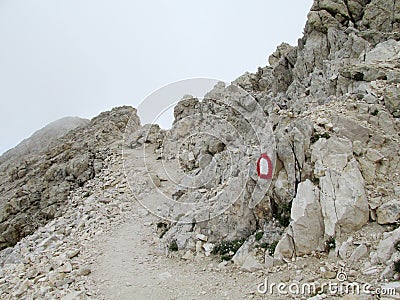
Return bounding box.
[267,241,278,255]
[320,132,331,139]
[311,176,320,186]
[157,222,169,238]
[275,202,292,227]
[311,132,331,144]
[324,237,336,252]
[395,241,400,252]
[393,259,400,274]
[353,72,364,81]
[157,221,168,229]
[255,232,264,241]
[221,254,232,261]
[212,239,245,260]
[260,241,278,255]
[169,240,178,252]
[371,109,379,116]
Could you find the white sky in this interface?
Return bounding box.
[0,1,313,154]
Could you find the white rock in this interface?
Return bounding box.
[362,266,380,275]
[61,291,84,300]
[377,227,400,264]
[274,229,295,260]
[13,278,30,297]
[195,241,203,253]
[320,159,368,237]
[264,253,274,269]
[290,180,324,255]
[202,243,214,256]
[348,244,368,263]
[59,262,72,273]
[195,233,208,242]
[377,200,400,224]
[232,237,254,266]
[240,255,263,272]
[182,250,194,260]
[338,237,353,260]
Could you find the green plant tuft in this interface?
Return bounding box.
[311,132,331,144]
[212,239,245,260]
[395,241,400,252]
[324,237,336,252]
[259,241,278,255]
[393,259,400,274]
[169,240,178,252]
[371,109,379,116]
[273,202,292,227]
[255,231,264,241]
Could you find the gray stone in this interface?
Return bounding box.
[366,148,384,162]
[274,229,295,260]
[290,180,324,255]
[377,200,400,224]
[320,159,368,237]
[61,291,84,300]
[232,237,254,266]
[376,227,400,264]
[348,244,368,264]
[352,140,364,156]
[384,86,400,117]
[240,255,263,272]
[264,253,274,269]
[338,237,353,260]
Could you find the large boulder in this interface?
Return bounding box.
[384,86,400,117]
[291,180,324,255]
[376,200,400,224]
[320,159,369,237]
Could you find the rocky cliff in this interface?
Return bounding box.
[148,0,400,278]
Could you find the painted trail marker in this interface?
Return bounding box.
[257,153,273,180]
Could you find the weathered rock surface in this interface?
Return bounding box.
[376,200,400,224]
[1,0,400,297]
[0,106,140,250]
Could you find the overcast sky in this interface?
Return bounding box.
[0,1,313,155]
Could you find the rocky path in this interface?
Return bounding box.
[90,201,264,300]
[89,146,272,300]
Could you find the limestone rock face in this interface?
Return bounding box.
[384,85,400,117]
[158,0,400,259]
[1,0,400,282]
[376,200,400,224]
[290,180,324,255]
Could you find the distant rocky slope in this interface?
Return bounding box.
[0,107,140,250]
[0,117,89,165]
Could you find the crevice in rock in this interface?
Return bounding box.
[329,171,339,237]
[343,0,357,27]
[393,0,397,32]
[289,140,302,198]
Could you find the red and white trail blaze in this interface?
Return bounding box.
[257,153,273,180]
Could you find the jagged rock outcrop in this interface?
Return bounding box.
[0,0,399,292]
[0,107,140,250]
[156,0,400,267]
